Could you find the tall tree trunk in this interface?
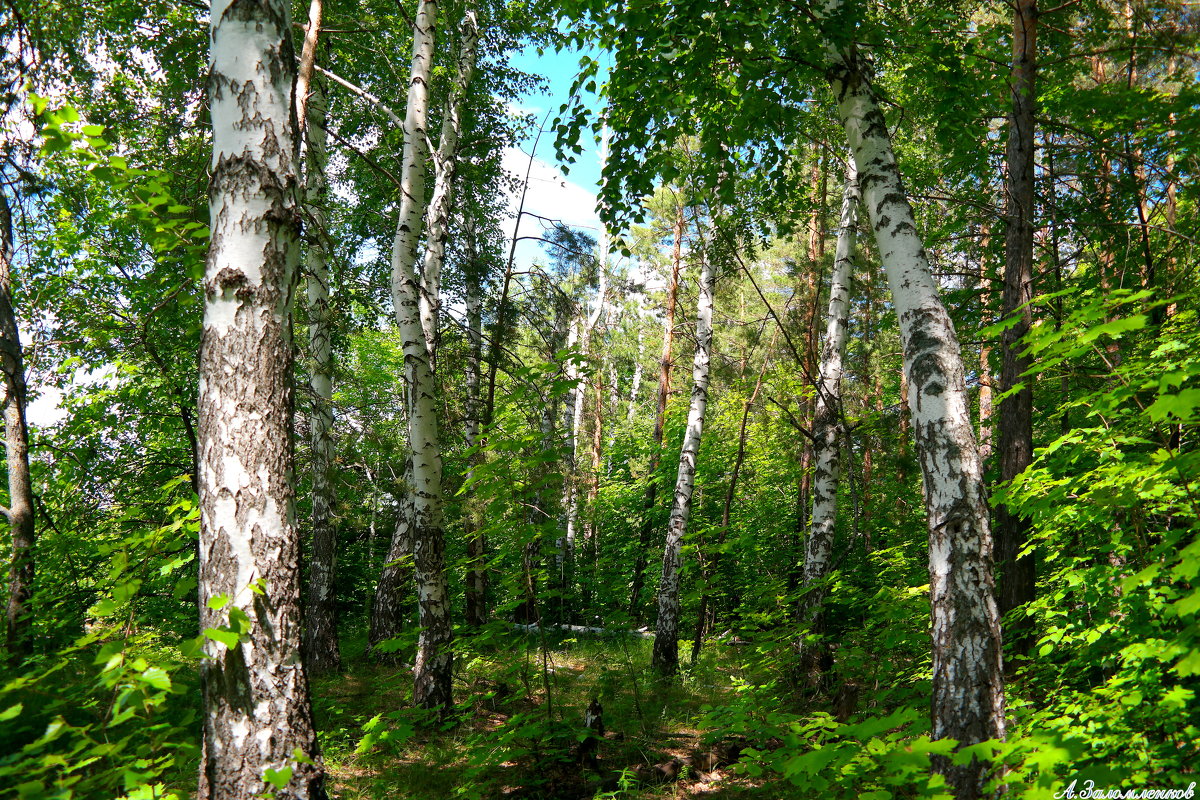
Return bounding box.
[823,20,1005,799]
[628,204,683,623]
[976,223,994,465]
[580,365,605,614]
[565,194,610,581]
[199,1,326,796]
[376,0,453,711]
[796,162,860,681]
[628,322,644,421]
[419,4,479,361]
[463,235,486,628]
[651,249,717,675]
[1,190,35,662]
[301,71,341,675]
[996,0,1038,657]
[692,348,771,663]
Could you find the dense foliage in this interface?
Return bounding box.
[1,0,1197,797]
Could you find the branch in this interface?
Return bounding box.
[326,126,403,189]
[314,64,403,127]
[768,396,815,443]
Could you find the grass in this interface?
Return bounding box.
[310,627,790,799]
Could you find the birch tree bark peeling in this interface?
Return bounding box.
[200,0,326,796]
[822,16,1005,798]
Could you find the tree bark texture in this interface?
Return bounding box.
[382,0,453,711]
[199,1,326,796]
[301,72,341,676]
[629,205,683,623]
[823,22,1005,798]
[997,0,1037,654]
[565,230,609,573]
[419,4,479,361]
[976,223,994,465]
[464,246,486,627]
[798,162,860,638]
[651,251,717,675]
[1,189,35,661]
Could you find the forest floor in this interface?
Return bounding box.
[311,630,786,799]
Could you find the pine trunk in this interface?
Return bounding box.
[651,251,717,675]
[996,0,1038,655]
[199,1,326,795]
[824,32,1005,799]
[1,190,35,662]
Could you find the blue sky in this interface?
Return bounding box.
[499,42,612,264]
[508,42,606,195]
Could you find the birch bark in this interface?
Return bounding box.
[651,250,717,675]
[821,10,1005,795]
[1,190,35,662]
[419,5,479,359]
[199,1,326,795]
[798,162,859,632]
[377,0,453,710]
[628,204,683,623]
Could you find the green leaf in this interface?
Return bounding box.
[263,766,292,790]
[1147,389,1200,422]
[1174,650,1200,677]
[140,667,172,690]
[207,593,232,610]
[0,703,22,721]
[92,598,121,617]
[203,627,241,650]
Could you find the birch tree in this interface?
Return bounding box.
[820,7,1006,795]
[419,3,479,360]
[628,199,684,623]
[651,238,717,675]
[293,0,340,675]
[796,160,859,678]
[199,0,326,795]
[301,73,339,675]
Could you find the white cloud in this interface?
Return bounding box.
[501,146,601,264]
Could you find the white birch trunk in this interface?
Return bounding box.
[628,320,644,421]
[651,252,717,675]
[561,316,582,563]
[200,1,326,796]
[820,7,1005,795]
[380,0,453,711]
[801,160,859,596]
[418,5,479,358]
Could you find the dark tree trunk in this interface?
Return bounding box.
[997,0,1038,657]
[199,1,326,796]
[1,190,35,662]
[464,245,487,628]
[300,53,341,676]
